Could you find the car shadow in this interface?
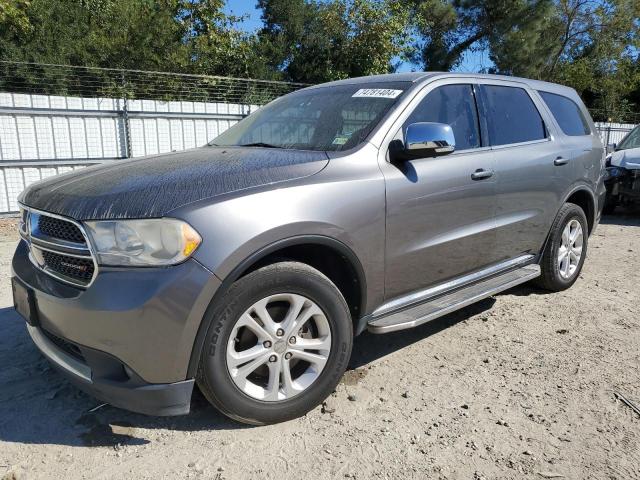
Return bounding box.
[600,205,640,226]
[0,306,248,448]
[0,296,496,447]
[348,297,495,369]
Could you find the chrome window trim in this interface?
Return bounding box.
[488,137,553,150]
[18,203,99,288]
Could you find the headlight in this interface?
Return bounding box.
[84,218,201,266]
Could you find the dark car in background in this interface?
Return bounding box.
[12,72,605,425]
[604,124,640,214]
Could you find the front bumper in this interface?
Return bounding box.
[12,239,221,416]
[26,323,194,415]
[605,167,640,199]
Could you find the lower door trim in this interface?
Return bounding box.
[371,254,535,319]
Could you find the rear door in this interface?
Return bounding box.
[478,80,566,261]
[537,89,603,202]
[380,79,500,301]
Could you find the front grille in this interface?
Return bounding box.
[22,207,98,288]
[38,215,85,244]
[41,250,95,283]
[42,329,85,362]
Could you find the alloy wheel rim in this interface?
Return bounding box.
[226,293,332,402]
[557,219,583,279]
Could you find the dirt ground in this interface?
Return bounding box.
[0,211,639,480]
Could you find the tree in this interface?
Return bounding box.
[0,0,32,38]
[408,0,640,121]
[0,0,264,76]
[0,0,187,70]
[408,0,552,71]
[489,0,640,121]
[257,0,411,83]
[177,0,269,78]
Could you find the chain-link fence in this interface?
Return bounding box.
[0,61,306,214]
[0,61,306,105]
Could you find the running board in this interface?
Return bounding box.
[367,264,541,334]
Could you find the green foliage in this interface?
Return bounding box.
[0,0,638,120]
[257,0,411,83]
[408,0,639,121]
[489,0,640,121]
[0,0,32,38]
[0,0,262,74]
[408,0,553,71]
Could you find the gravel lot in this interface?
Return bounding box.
[1,211,639,480]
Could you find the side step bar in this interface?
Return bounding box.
[367,264,541,334]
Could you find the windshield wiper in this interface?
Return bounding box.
[238,142,283,149]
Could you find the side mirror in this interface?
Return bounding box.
[391,122,456,161]
[606,143,617,154]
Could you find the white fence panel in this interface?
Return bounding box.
[0,92,258,214]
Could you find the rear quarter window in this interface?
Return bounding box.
[539,91,591,136]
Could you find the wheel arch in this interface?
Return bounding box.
[537,185,596,264]
[186,235,367,378]
[563,186,596,234]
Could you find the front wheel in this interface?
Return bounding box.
[535,203,588,291]
[196,261,353,425]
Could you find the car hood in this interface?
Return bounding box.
[609,147,640,170]
[19,147,329,220]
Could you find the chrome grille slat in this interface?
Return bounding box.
[19,205,98,288]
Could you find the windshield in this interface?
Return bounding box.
[210,82,409,151]
[617,125,640,151]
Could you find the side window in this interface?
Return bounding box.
[539,91,591,136]
[482,85,546,146]
[403,84,481,151]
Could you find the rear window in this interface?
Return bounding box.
[539,91,590,136]
[482,85,547,146]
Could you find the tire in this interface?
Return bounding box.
[196,261,353,425]
[534,202,588,291]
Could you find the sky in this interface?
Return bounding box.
[222,0,493,74]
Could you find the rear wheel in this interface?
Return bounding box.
[535,203,588,291]
[196,261,352,425]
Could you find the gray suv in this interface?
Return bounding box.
[12,73,606,425]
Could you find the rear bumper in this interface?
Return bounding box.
[26,323,194,415]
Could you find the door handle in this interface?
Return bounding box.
[554,157,569,166]
[471,169,494,180]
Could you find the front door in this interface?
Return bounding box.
[380,81,500,301]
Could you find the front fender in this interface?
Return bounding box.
[171,156,387,314]
[173,164,387,379]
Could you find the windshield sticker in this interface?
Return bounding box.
[352,88,403,99]
[332,135,350,145]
